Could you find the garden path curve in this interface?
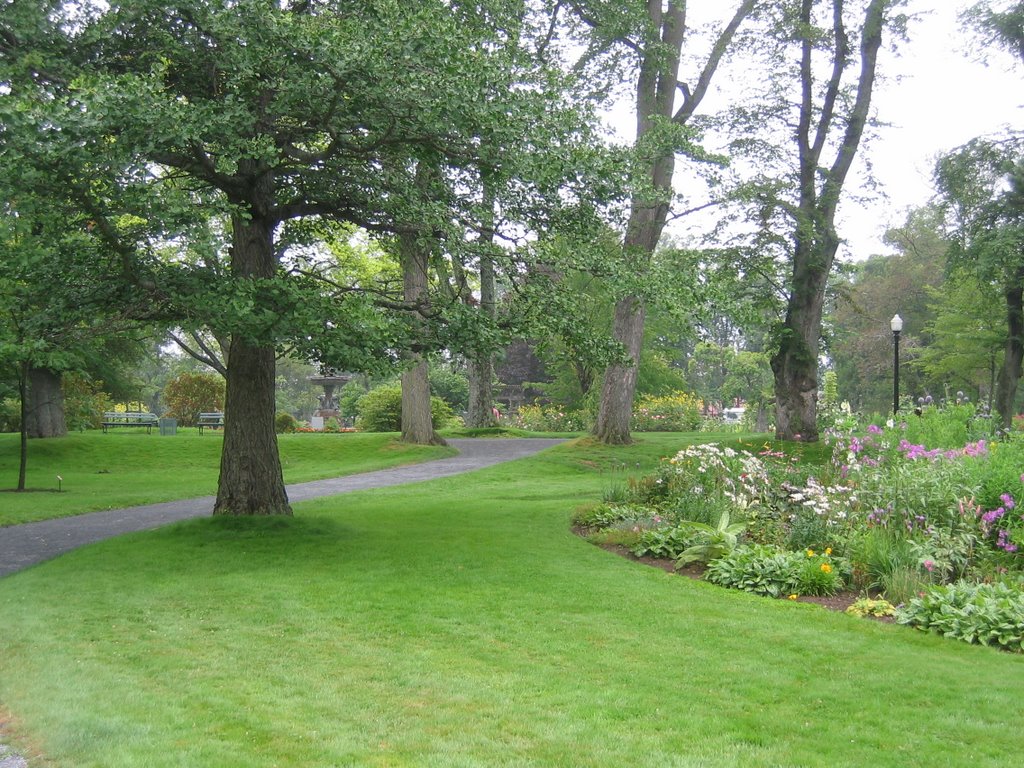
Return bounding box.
[0,438,565,579]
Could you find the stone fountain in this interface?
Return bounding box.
[308,368,352,429]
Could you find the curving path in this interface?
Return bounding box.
[0,438,565,579]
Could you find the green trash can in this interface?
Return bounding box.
[158,417,177,436]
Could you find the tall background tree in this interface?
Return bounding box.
[714,0,904,441]
[555,1,760,444]
[935,136,1024,428]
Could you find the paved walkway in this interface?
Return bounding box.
[0,438,564,579]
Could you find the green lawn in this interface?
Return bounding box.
[0,430,454,526]
[1,434,1021,767]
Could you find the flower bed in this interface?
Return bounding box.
[574,408,1024,651]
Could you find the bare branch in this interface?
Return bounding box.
[673,0,758,126]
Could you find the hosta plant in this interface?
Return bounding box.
[675,510,747,567]
[704,545,801,598]
[897,581,1024,652]
[845,598,897,619]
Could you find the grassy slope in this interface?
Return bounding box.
[0,431,454,526]
[0,434,1021,767]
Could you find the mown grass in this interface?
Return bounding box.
[1,433,1022,767]
[0,430,453,526]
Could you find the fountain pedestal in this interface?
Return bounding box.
[309,371,352,429]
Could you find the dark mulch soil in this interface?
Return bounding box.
[585,533,892,621]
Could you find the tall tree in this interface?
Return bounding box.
[967,1,1024,60]
[725,0,901,441]
[564,1,759,444]
[935,136,1024,428]
[3,1,608,510]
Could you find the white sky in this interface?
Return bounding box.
[603,1,1023,261]
[839,0,1024,259]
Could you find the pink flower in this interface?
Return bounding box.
[923,560,935,572]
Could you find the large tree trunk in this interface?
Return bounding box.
[399,228,446,446]
[402,359,444,444]
[771,300,824,442]
[213,207,291,516]
[24,367,67,439]
[465,177,498,428]
[466,354,496,428]
[594,295,648,444]
[995,276,1024,430]
[771,238,836,442]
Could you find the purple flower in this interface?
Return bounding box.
[996,528,1019,553]
[1001,493,1016,510]
[982,507,1007,525]
[867,424,883,435]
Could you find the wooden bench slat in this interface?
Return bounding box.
[197,412,224,434]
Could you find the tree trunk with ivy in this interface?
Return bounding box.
[770,0,890,442]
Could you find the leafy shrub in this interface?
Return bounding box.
[163,372,225,427]
[339,379,369,418]
[705,545,845,598]
[429,366,470,412]
[0,398,20,432]
[571,503,658,529]
[632,525,699,560]
[512,404,588,432]
[785,507,835,553]
[705,545,801,598]
[675,510,746,566]
[587,527,645,549]
[974,435,1024,510]
[632,391,702,432]
[901,402,985,450]
[62,373,113,431]
[355,383,454,432]
[275,412,298,433]
[897,581,1024,652]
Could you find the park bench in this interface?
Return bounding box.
[197,412,225,434]
[101,411,159,434]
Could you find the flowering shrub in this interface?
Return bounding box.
[631,391,702,432]
[704,545,846,598]
[512,404,588,432]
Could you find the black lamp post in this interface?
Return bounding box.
[891,313,903,415]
